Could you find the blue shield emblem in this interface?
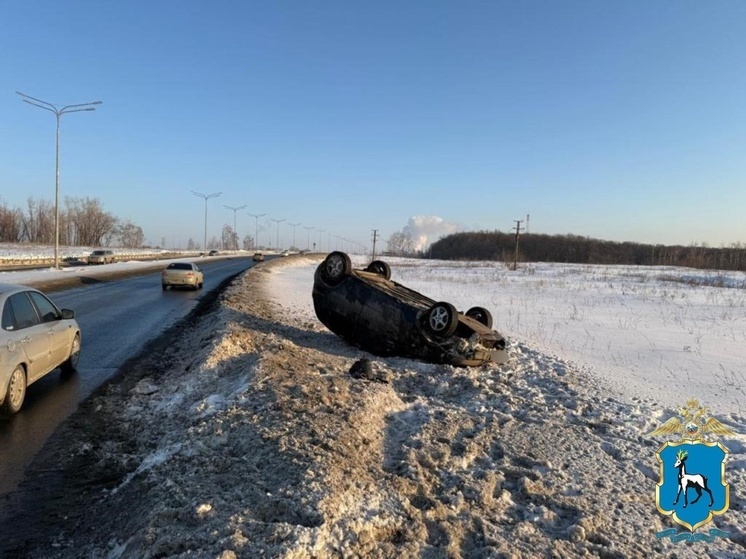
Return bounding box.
[656,440,729,532]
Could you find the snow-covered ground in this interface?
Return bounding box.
[268,254,746,417]
[4,249,746,558]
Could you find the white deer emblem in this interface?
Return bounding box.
[672,450,714,508]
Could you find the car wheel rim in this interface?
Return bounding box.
[9,368,24,409]
[429,307,449,331]
[327,257,343,277]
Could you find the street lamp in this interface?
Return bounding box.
[224,204,246,249]
[288,222,300,250]
[317,229,325,254]
[192,191,221,250]
[17,91,102,269]
[247,213,266,250]
[303,226,315,251]
[270,218,285,250]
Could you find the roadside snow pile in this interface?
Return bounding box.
[16,256,746,558]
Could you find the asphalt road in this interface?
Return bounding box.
[0,256,257,502]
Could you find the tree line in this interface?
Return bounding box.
[388,230,746,272]
[0,196,145,248]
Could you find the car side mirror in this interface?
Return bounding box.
[60,309,75,320]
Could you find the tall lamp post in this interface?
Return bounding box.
[17,91,102,269]
[303,226,315,251]
[270,218,285,250]
[192,191,221,250]
[224,204,246,249]
[248,213,266,250]
[317,229,325,254]
[288,222,300,250]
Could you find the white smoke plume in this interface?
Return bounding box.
[401,216,463,251]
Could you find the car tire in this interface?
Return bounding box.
[425,302,459,338]
[1,365,27,416]
[320,251,352,284]
[466,306,493,328]
[366,260,391,280]
[61,333,81,374]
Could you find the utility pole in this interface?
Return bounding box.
[512,220,523,271]
[371,229,379,259]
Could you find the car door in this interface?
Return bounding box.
[28,291,70,368]
[5,292,50,381]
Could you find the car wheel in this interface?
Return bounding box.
[61,333,81,374]
[466,306,493,328]
[425,302,459,338]
[320,251,352,284]
[366,260,391,280]
[1,365,27,415]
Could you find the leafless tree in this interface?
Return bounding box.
[387,231,416,256]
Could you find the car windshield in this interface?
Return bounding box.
[92,251,105,255]
[167,263,192,270]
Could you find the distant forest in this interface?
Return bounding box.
[427,231,746,272]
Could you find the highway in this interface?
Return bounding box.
[0,256,257,501]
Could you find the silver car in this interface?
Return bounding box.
[88,249,115,265]
[161,262,204,290]
[0,284,81,415]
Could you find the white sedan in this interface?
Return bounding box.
[0,284,81,415]
[161,262,204,291]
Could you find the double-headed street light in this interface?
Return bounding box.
[248,213,266,250]
[303,226,315,251]
[270,218,286,250]
[17,91,102,269]
[288,222,300,250]
[192,191,221,250]
[224,204,246,249]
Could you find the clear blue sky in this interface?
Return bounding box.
[1,1,745,250]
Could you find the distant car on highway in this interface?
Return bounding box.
[88,249,115,265]
[161,262,204,291]
[0,284,81,415]
[253,252,265,262]
[208,250,219,256]
[280,250,290,257]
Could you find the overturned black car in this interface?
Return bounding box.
[312,252,509,367]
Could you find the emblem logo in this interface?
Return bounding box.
[648,399,734,542]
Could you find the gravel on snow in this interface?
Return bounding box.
[2,255,745,559]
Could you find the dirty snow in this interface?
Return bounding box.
[8,254,746,558]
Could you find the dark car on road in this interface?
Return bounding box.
[312,252,508,367]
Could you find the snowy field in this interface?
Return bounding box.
[3,247,746,557]
[271,254,746,418]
